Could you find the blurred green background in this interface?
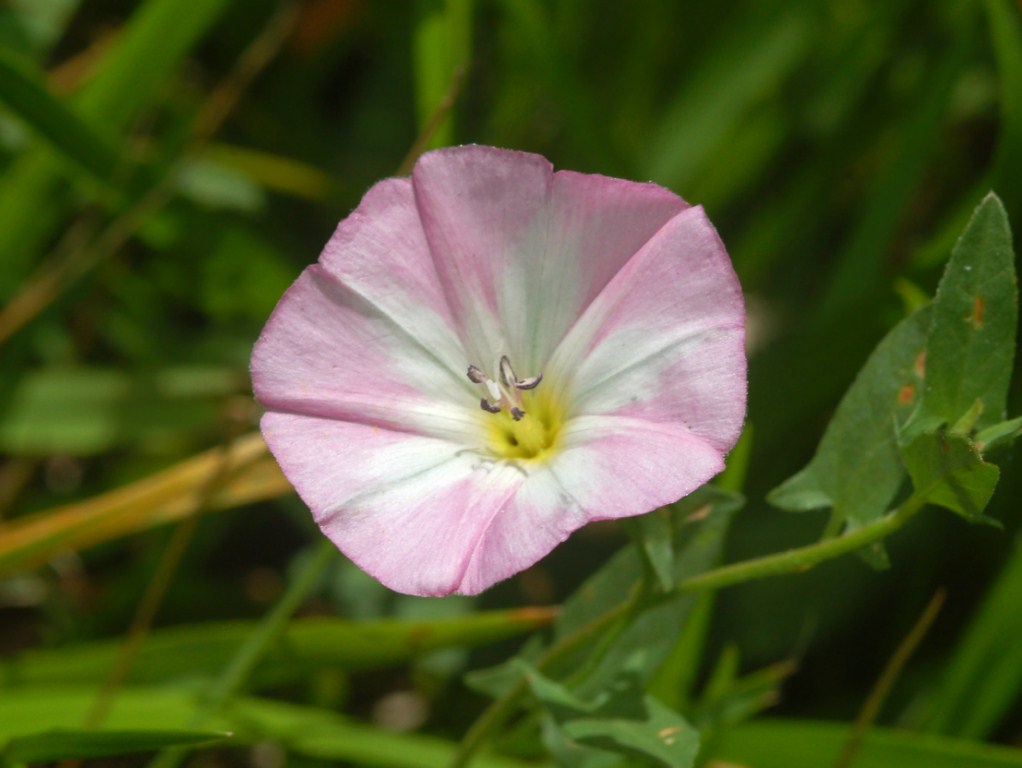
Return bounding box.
[1,0,1021,763]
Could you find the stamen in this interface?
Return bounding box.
[467,355,543,419]
[499,355,516,388]
[515,374,543,390]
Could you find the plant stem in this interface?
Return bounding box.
[449,493,929,768]
[674,492,926,594]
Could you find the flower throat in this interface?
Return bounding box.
[467,355,562,460]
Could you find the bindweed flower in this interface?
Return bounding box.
[251,146,746,596]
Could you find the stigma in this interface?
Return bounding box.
[467,355,543,420]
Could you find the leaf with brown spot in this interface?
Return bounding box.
[769,307,929,528]
[902,194,1017,440]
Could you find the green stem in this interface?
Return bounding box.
[674,493,925,594]
[449,493,929,768]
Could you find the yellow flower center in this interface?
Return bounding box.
[486,389,563,460]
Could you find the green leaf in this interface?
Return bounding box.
[713,719,1022,768]
[903,193,1018,438]
[1,611,554,689]
[900,432,1000,522]
[627,509,676,592]
[465,489,741,703]
[768,307,930,526]
[522,661,700,768]
[692,655,794,737]
[3,729,228,764]
[556,488,742,697]
[0,48,120,180]
[557,487,743,639]
[975,415,1022,453]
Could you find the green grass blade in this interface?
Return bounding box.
[0,688,532,768]
[817,4,977,319]
[3,730,228,764]
[0,48,119,180]
[71,0,234,129]
[0,0,235,294]
[642,5,812,190]
[1,0,80,56]
[229,696,536,768]
[986,0,1022,222]
[413,0,471,149]
[713,719,1022,767]
[1,611,556,689]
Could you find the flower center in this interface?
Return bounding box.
[467,356,562,460]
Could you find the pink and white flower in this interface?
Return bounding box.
[251,146,746,596]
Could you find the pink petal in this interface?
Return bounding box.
[262,410,525,596]
[547,205,746,453]
[536,171,688,369]
[319,178,467,378]
[412,146,686,371]
[265,411,722,597]
[251,265,480,442]
[413,146,553,368]
[458,415,724,594]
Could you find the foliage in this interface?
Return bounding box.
[1,1,1021,767]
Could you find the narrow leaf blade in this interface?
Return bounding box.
[4,729,228,764]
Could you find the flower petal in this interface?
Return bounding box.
[412,147,688,372]
[547,205,746,453]
[252,265,481,442]
[458,415,725,594]
[413,146,553,368]
[534,171,688,369]
[318,177,468,380]
[261,411,525,596]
